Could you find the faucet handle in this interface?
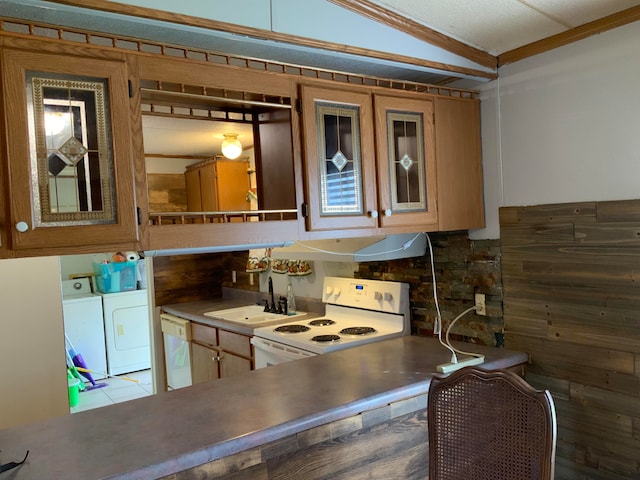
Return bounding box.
[278,296,287,315]
[263,299,270,312]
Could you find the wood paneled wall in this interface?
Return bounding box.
[500,199,640,480]
[147,173,187,213]
[152,251,253,306]
[160,393,428,480]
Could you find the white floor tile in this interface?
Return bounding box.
[70,369,153,414]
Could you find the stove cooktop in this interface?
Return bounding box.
[253,304,406,354]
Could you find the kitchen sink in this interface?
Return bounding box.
[204,305,306,325]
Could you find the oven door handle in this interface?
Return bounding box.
[251,336,315,360]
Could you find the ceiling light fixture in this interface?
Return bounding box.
[221,133,242,159]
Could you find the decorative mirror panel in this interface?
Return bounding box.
[26,72,116,227]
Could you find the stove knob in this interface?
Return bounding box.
[374,291,383,301]
[384,292,393,302]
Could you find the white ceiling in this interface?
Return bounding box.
[142,116,254,158]
[368,0,640,55]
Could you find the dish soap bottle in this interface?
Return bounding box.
[286,284,297,316]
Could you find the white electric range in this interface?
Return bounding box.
[251,276,410,368]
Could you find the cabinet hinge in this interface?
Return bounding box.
[295,99,302,115]
[136,207,142,225]
[433,112,435,124]
[301,203,308,218]
[128,80,133,98]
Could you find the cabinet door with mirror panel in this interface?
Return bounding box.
[1,49,136,250]
[300,85,378,231]
[374,95,437,229]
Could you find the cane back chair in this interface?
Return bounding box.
[427,366,556,480]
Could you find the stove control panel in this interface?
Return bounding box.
[322,276,409,314]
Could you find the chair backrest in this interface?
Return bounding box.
[428,366,556,480]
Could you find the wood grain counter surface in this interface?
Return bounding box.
[0,336,527,479]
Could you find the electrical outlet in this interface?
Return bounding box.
[475,293,486,316]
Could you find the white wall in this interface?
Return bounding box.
[472,20,640,239]
[0,256,68,429]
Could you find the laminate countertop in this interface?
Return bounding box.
[0,336,527,479]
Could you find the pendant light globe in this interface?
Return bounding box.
[221,133,242,159]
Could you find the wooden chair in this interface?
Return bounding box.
[427,366,556,480]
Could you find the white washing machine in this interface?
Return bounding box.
[100,289,151,376]
[62,279,107,380]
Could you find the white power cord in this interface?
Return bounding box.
[425,233,484,369]
[425,233,458,363]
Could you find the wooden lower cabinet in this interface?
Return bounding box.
[191,342,221,384]
[190,322,253,384]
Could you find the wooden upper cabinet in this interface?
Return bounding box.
[374,94,438,229]
[300,85,378,231]
[185,158,251,212]
[1,49,137,250]
[434,97,484,231]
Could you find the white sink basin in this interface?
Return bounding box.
[204,305,306,325]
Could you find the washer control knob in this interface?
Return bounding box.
[325,286,334,296]
[374,291,383,301]
[15,221,29,233]
[334,287,341,297]
[384,292,393,302]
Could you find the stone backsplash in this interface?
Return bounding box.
[356,232,504,347]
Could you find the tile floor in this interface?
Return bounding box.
[70,369,153,413]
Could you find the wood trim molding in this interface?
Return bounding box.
[499,5,640,66]
[328,0,496,70]
[43,0,496,80]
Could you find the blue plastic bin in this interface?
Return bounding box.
[93,261,137,293]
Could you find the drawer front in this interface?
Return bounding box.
[219,329,252,358]
[191,322,218,347]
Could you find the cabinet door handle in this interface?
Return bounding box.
[384,209,392,217]
[369,210,379,218]
[15,221,30,233]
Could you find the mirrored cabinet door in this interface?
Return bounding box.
[374,95,437,229]
[301,85,378,231]
[2,49,137,250]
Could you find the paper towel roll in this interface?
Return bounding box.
[126,251,140,262]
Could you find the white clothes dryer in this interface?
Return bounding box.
[99,289,151,376]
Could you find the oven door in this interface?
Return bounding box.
[251,337,316,369]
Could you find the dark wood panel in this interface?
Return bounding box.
[597,199,640,222]
[500,199,640,478]
[267,411,428,480]
[503,243,640,264]
[499,202,596,227]
[147,173,187,213]
[500,223,576,245]
[152,253,233,305]
[575,222,640,244]
[161,396,428,480]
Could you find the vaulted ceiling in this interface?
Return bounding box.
[2,0,639,156]
[3,0,639,86]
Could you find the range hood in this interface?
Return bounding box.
[269,233,426,262]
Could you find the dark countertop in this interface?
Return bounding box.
[0,336,527,480]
